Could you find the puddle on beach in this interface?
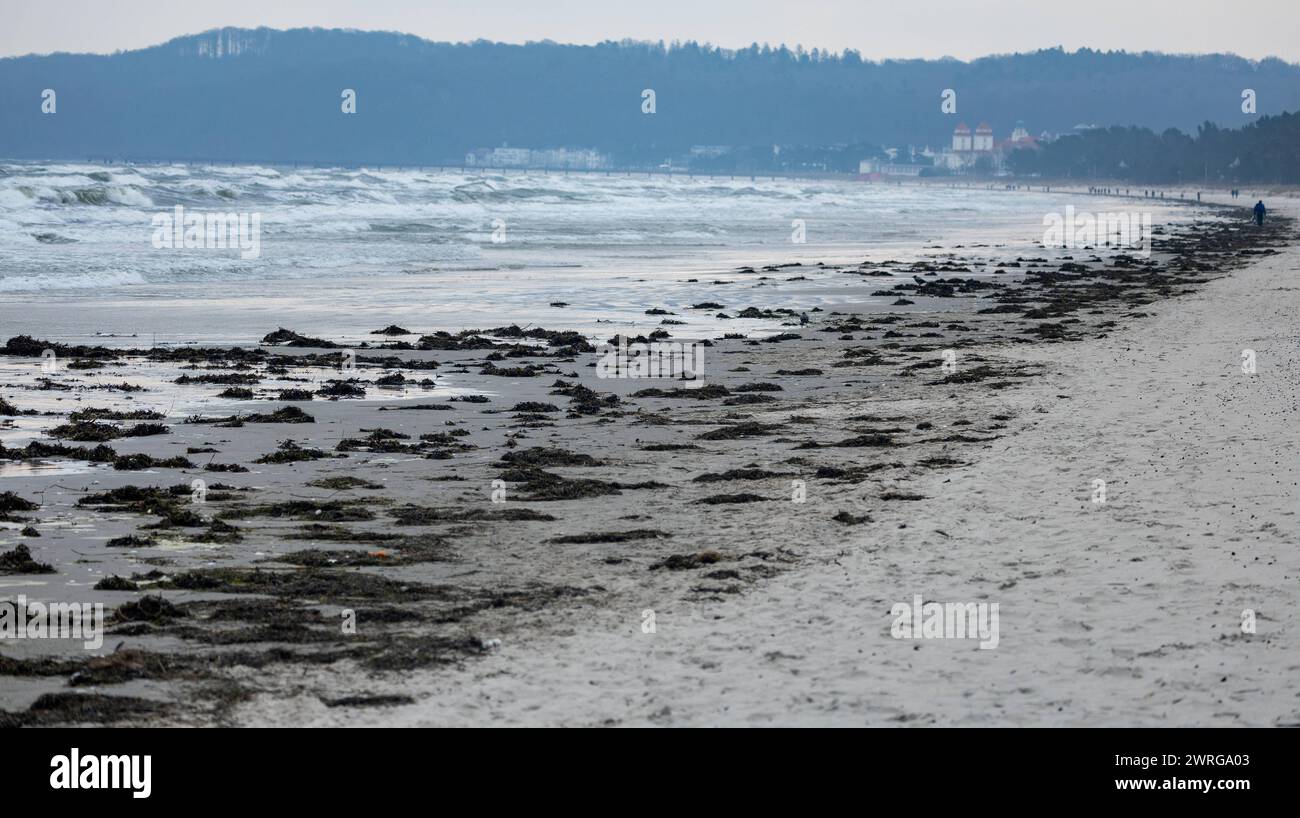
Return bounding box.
[0,579,52,590]
[0,459,103,478]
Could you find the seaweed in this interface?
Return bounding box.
[390,505,557,525]
[322,694,415,708]
[0,440,119,464]
[830,434,897,448]
[497,466,626,501]
[94,575,140,591]
[68,408,165,422]
[694,493,768,504]
[0,544,55,574]
[547,529,670,544]
[262,328,339,348]
[832,511,872,525]
[0,398,35,416]
[113,453,195,471]
[510,401,560,413]
[307,476,384,490]
[692,468,789,482]
[0,491,39,514]
[221,499,375,523]
[254,441,334,464]
[499,447,601,468]
[0,693,164,728]
[650,551,725,570]
[106,535,155,548]
[49,421,169,441]
[318,380,367,399]
[696,422,782,441]
[162,567,449,603]
[633,384,730,400]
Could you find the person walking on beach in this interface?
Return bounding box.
[1254,200,1266,226]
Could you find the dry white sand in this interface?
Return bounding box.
[229,194,1300,727]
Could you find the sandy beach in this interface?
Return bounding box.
[1,191,1295,727]
[320,193,1296,729]
[235,194,1300,728]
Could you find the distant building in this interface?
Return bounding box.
[860,120,1043,180]
[997,120,1041,162]
[936,121,1037,172]
[952,122,973,153]
[944,121,995,168]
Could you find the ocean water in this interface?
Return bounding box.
[0,161,1197,345]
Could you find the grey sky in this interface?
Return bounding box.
[3,0,1296,61]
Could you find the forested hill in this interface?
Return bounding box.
[1008,113,1300,184]
[2,27,1298,164]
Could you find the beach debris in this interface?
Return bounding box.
[832,511,872,525]
[261,328,339,348]
[547,529,670,544]
[0,544,55,574]
[94,575,139,591]
[650,550,725,571]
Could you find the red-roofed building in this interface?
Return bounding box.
[997,121,1040,154]
[952,122,972,152]
[950,121,993,158]
[941,121,994,170]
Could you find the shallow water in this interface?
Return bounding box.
[0,459,105,479]
[0,161,1197,343]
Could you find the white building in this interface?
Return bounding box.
[951,121,995,157]
[952,122,973,153]
[939,121,997,170]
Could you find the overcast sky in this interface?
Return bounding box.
[3,0,1296,61]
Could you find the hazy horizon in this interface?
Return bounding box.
[4,0,1300,62]
[7,28,1300,67]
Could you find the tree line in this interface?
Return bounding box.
[3,28,1298,166]
[1007,112,1300,184]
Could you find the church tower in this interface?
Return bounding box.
[953,122,972,152]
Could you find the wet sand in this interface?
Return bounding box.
[1,196,1295,726]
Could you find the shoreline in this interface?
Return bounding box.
[0,177,1212,348]
[1,198,1295,726]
